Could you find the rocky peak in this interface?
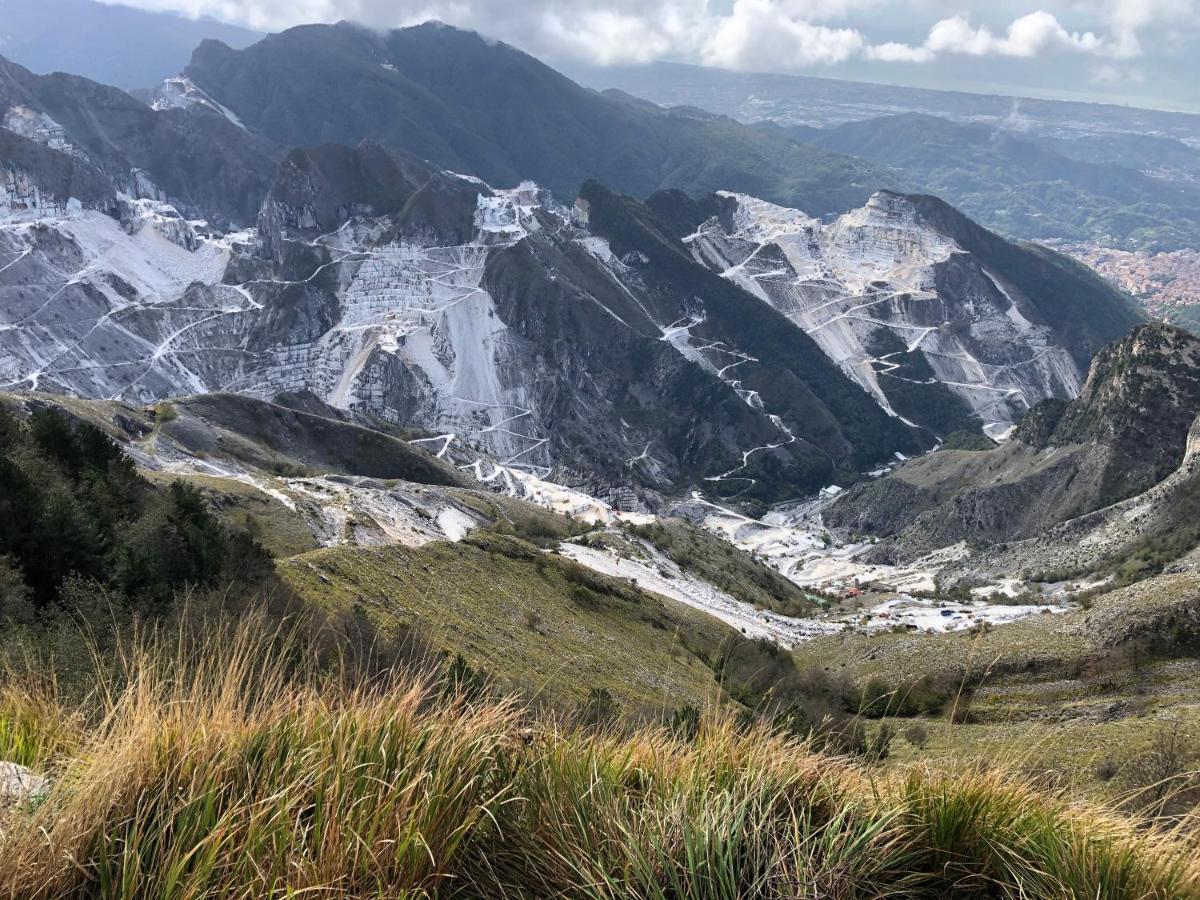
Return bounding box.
[1044,323,1200,453]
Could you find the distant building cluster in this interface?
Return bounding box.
[1057,243,1200,318]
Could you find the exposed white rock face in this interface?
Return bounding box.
[0,165,75,218]
[286,246,534,462]
[3,106,83,158]
[687,191,1083,434]
[120,198,203,251]
[238,187,550,468]
[149,76,246,130]
[0,208,252,398]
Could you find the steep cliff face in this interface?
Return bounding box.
[827,324,1200,565]
[1032,325,1200,484]
[0,128,114,217]
[679,190,1142,438]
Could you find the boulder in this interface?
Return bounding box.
[0,760,49,801]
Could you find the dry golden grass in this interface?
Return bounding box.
[1,614,1198,899]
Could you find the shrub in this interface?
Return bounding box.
[855,671,965,719]
[904,722,930,749]
[442,653,487,703]
[865,722,895,762]
[1123,724,1200,821]
[0,555,35,626]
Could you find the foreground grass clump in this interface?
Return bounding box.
[1,619,1198,898]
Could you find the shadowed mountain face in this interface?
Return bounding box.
[181,22,900,220]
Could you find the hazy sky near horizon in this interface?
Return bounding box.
[114,0,1200,111]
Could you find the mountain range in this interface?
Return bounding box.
[576,60,1200,145]
[6,0,1199,254]
[0,28,1144,509]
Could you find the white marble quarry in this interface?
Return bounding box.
[687,191,1083,433]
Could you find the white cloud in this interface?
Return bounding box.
[537,5,704,65]
[701,0,866,69]
[935,12,1102,57]
[872,11,1105,64]
[865,41,935,63]
[1106,0,1193,57]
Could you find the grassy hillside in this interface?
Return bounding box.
[278,533,735,709]
[0,618,1196,898]
[792,573,1200,811]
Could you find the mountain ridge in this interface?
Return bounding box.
[182,21,901,219]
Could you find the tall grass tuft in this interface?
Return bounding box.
[0,614,1197,898]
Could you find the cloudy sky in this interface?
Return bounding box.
[124,0,1199,111]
